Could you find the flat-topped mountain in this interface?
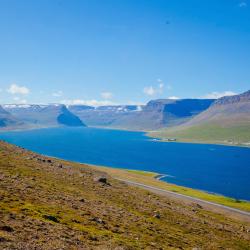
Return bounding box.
[4,104,85,128]
[69,99,214,130]
[150,90,250,146]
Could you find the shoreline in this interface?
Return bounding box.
[1,138,250,214]
[1,125,249,149]
[5,142,249,206]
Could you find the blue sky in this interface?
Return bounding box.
[0,0,249,105]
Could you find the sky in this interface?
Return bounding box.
[0,0,249,106]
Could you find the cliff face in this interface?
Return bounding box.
[183,90,250,127]
[69,99,214,130]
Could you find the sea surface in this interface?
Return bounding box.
[1,127,250,200]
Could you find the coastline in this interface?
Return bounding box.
[1,125,249,148]
[0,127,249,212]
[0,137,249,215]
[85,166,250,213]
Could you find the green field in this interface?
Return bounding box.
[91,167,250,212]
[148,124,250,146]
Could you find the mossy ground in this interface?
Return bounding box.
[0,141,250,249]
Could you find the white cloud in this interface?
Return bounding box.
[144,79,171,96]
[13,96,27,104]
[157,79,165,92]
[7,84,30,95]
[143,86,156,96]
[52,90,63,97]
[239,2,247,7]
[101,92,113,99]
[143,84,165,96]
[168,96,180,100]
[201,91,237,99]
[60,99,115,107]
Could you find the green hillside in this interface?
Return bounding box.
[1,141,250,249]
[149,123,250,146]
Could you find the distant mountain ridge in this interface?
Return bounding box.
[69,99,214,130]
[212,90,250,106]
[3,104,85,128]
[0,105,23,128]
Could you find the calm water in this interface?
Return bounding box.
[1,127,250,200]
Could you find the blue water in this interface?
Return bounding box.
[0,127,250,200]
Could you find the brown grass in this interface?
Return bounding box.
[0,141,249,249]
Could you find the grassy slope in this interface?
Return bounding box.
[0,142,250,249]
[92,167,250,212]
[148,123,250,146]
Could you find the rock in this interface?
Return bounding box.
[94,176,108,184]
[43,215,59,223]
[91,217,105,224]
[196,204,203,209]
[0,225,14,232]
[153,212,161,219]
[0,236,7,242]
[79,198,85,202]
[89,235,98,241]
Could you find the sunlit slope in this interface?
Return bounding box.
[1,141,250,249]
[149,90,250,146]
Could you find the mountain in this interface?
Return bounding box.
[0,105,23,128]
[69,99,214,130]
[149,90,250,146]
[0,140,249,249]
[183,90,250,126]
[4,104,86,127]
[68,105,142,128]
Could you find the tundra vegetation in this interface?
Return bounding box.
[0,141,250,249]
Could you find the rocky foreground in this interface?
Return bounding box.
[0,141,249,249]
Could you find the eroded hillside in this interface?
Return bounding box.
[0,141,249,249]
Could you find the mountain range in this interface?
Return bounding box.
[68,98,214,130]
[1,90,249,146]
[0,106,24,129]
[2,104,85,129]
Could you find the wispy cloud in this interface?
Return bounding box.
[60,99,115,107]
[143,86,156,96]
[201,91,237,99]
[101,92,113,99]
[7,84,30,95]
[143,79,166,96]
[239,1,247,7]
[157,79,172,90]
[52,90,63,97]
